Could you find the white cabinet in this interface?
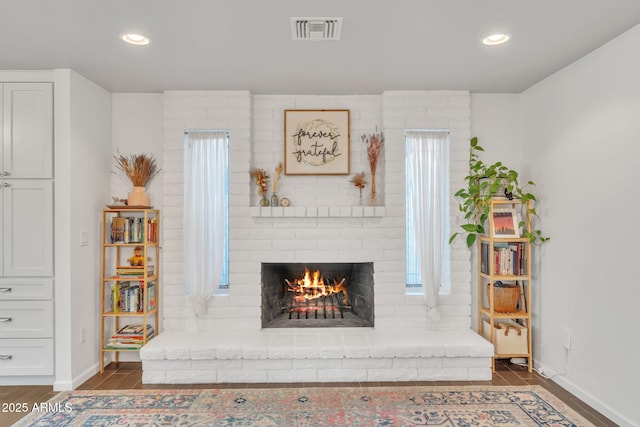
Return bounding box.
[0,80,54,380]
[0,279,54,375]
[0,301,54,338]
[0,82,53,278]
[0,339,54,376]
[1,83,53,179]
[0,180,53,277]
[0,278,53,300]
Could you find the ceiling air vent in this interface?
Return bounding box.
[291,17,343,41]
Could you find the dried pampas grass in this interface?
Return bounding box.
[272,162,283,193]
[114,153,160,188]
[361,129,384,204]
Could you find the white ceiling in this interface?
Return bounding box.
[2,0,640,94]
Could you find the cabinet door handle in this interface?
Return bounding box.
[2,171,9,176]
[0,288,11,293]
[0,317,12,322]
[0,355,13,360]
[2,183,9,188]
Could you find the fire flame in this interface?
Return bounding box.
[286,267,348,305]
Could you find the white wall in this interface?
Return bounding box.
[53,69,112,390]
[111,94,164,208]
[520,24,640,426]
[470,94,522,169]
[108,94,164,361]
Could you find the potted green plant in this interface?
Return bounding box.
[449,137,549,248]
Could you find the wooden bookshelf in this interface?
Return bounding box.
[478,199,533,373]
[100,208,159,372]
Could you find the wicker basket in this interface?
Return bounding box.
[487,282,520,313]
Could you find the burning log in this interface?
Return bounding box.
[284,267,350,319]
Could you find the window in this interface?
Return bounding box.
[184,131,229,309]
[405,130,451,298]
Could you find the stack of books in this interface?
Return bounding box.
[106,324,155,350]
[116,265,154,278]
[110,217,146,243]
[112,281,156,313]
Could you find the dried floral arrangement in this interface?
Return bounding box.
[114,153,160,188]
[350,171,367,189]
[350,171,367,205]
[361,129,384,204]
[250,167,269,196]
[272,162,283,193]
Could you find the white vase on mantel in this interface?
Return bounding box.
[128,186,150,207]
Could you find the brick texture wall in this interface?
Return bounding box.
[162,90,471,333]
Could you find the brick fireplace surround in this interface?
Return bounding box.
[139,90,494,383]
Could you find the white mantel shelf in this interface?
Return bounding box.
[250,206,386,218]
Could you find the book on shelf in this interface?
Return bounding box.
[110,216,147,244]
[481,241,527,276]
[481,241,489,274]
[110,281,157,312]
[106,324,155,350]
[105,341,143,350]
[146,218,158,243]
[147,283,156,311]
[116,265,155,277]
[112,323,155,338]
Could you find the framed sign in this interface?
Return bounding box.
[284,109,350,175]
[492,208,520,238]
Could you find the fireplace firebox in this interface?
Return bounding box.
[261,262,374,328]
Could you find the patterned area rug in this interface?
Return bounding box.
[13,385,593,426]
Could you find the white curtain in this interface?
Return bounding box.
[405,130,450,314]
[184,131,229,317]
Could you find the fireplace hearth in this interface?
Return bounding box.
[261,262,374,328]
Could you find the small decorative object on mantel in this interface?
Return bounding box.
[361,128,384,205]
[113,152,160,207]
[350,171,367,206]
[250,167,270,206]
[271,162,283,207]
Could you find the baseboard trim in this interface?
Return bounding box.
[53,362,100,391]
[534,361,635,426]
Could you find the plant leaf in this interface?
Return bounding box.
[461,224,478,232]
[466,233,477,247]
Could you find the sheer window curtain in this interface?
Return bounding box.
[184,131,229,317]
[405,130,450,316]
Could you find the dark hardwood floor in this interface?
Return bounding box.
[1,360,617,426]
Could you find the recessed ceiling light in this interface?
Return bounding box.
[121,33,150,46]
[482,33,510,46]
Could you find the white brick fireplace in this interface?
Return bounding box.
[140,90,493,383]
